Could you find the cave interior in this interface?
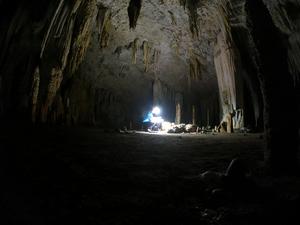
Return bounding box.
[0,0,300,224]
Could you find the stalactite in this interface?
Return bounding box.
[188,7,199,37]
[142,40,151,72]
[41,66,63,122]
[153,48,161,74]
[54,3,70,38]
[217,0,237,47]
[179,0,201,37]
[37,0,97,122]
[168,10,177,25]
[59,15,75,70]
[97,5,111,49]
[127,0,142,29]
[40,0,66,58]
[189,53,202,80]
[31,66,40,123]
[131,38,139,64]
[67,0,97,75]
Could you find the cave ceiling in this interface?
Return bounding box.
[79,0,230,100]
[1,0,299,127]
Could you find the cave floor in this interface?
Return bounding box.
[1,127,299,225]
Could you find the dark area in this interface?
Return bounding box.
[127,0,142,29]
[1,126,299,225]
[243,82,256,129]
[246,0,299,173]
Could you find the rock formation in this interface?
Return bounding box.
[0,0,299,173]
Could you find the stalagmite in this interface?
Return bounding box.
[175,103,181,124]
[192,105,196,125]
[207,108,210,127]
[175,93,183,125]
[225,112,233,133]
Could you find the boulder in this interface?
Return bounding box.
[185,124,197,132]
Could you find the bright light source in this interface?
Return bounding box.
[152,106,161,115]
[151,116,164,123]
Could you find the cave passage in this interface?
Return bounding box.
[0,0,299,224]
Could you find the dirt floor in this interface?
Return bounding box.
[1,126,299,225]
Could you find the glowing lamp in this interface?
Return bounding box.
[152,106,161,115]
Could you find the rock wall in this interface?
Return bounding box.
[263,0,300,84]
[250,0,299,173]
[0,0,298,145]
[0,0,98,124]
[73,0,220,128]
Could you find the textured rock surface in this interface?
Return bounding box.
[0,1,299,171]
[0,0,98,123]
[76,0,221,127]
